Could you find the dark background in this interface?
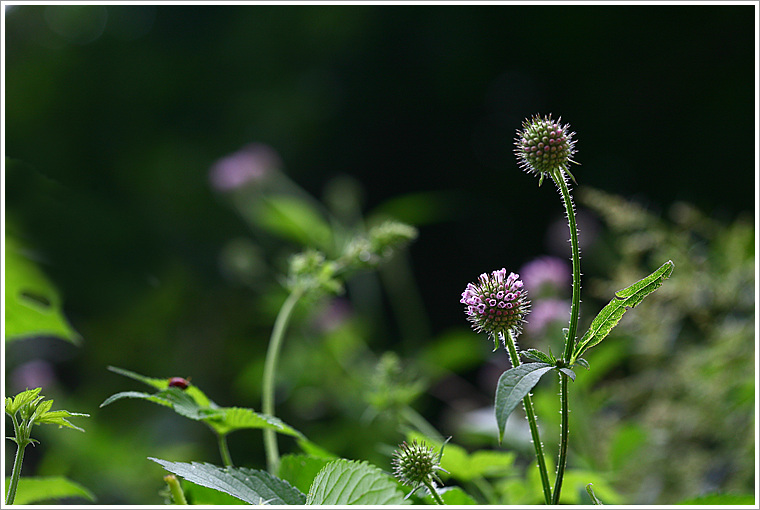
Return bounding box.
[4,3,757,505]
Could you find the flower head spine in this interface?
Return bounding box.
[460,269,530,350]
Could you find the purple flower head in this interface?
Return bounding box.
[519,256,570,296]
[461,268,530,347]
[515,114,577,184]
[209,143,281,191]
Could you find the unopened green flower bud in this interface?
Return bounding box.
[391,439,448,496]
[515,114,578,185]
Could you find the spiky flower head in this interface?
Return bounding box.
[391,439,448,498]
[461,269,530,350]
[515,114,577,186]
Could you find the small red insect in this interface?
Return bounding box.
[168,377,191,390]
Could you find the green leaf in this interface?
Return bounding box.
[574,357,590,370]
[277,454,332,494]
[5,387,43,416]
[150,458,306,505]
[573,260,674,361]
[4,476,95,504]
[521,349,554,364]
[101,371,304,440]
[106,366,215,407]
[558,368,576,381]
[494,363,554,443]
[203,406,303,439]
[5,234,81,344]
[306,459,406,505]
[183,481,247,505]
[252,195,332,250]
[34,409,90,432]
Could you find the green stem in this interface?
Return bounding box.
[217,433,233,467]
[551,171,582,504]
[262,288,304,474]
[6,441,27,505]
[501,331,553,505]
[424,480,446,505]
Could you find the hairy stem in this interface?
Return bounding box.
[500,331,553,505]
[552,171,582,504]
[262,289,303,474]
[6,442,26,505]
[424,480,446,505]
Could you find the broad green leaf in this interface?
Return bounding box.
[150,458,306,505]
[277,454,332,494]
[572,260,674,361]
[306,459,406,505]
[5,387,43,415]
[521,349,554,364]
[495,363,554,443]
[4,476,95,504]
[252,195,332,250]
[422,486,477,505]
[5,235,81,344]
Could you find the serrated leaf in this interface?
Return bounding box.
[5,388,43,415]
[150,458,306,505]
[495,363,554,443]
[183,481,247,505]
[204,406,302,439]
[99,390,174,410]
[573,260,674,361]
[521,349,554,364]
[4,476,95,504]
[5,235,82,344]
[35,409,89,431]
[306,459,406,505]
[277,454,332,494]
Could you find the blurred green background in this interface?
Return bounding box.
[4,3,756,505]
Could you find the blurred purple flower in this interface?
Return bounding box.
[11,359,56,392]
[519,256,570,294]
[209,143,281,191]
[525,298,569,335]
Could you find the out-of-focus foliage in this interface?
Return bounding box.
[573,188,755,504]
[3,4,755,506]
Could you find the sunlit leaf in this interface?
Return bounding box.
[252,195,332,250]
[306,459,406,505]
[5,234,81,344]
[573,260,674,361]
